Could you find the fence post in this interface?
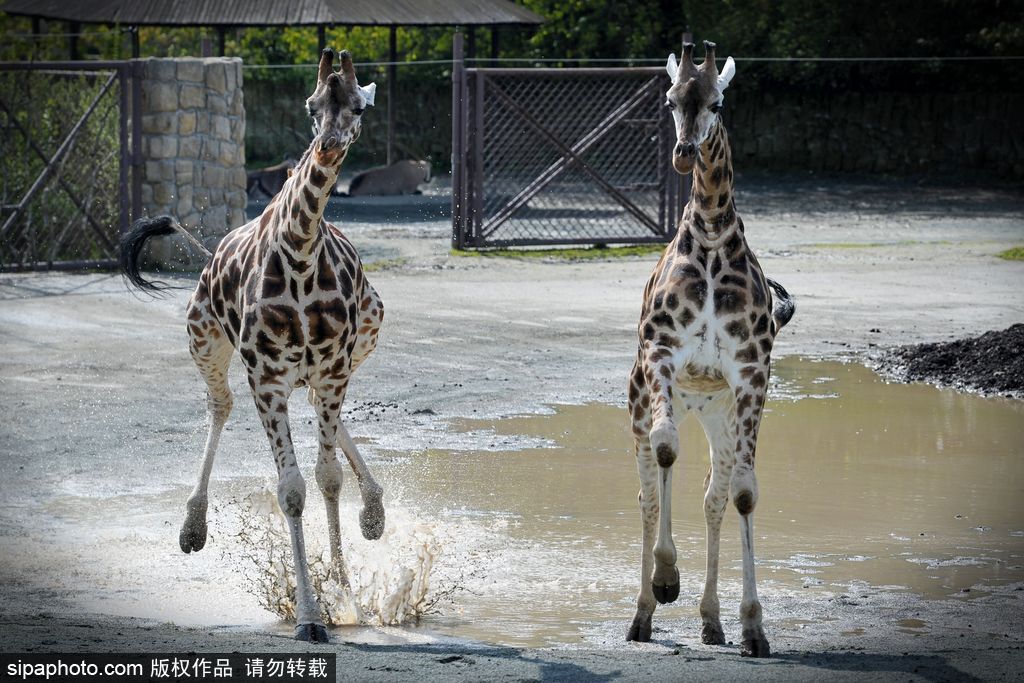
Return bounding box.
[118,64,130,236]
[130,60,143,221]
[450,32,465,249]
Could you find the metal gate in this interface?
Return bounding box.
[451,48,685,248]
[0,61,141,271]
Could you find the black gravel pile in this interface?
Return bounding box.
[875,324,1024,398]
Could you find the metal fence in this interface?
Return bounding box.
[451,40,685,249]
[0,61,140,271]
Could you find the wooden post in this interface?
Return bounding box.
[217,26,226,56]
[318,25,326,53]
[450,32,464,248]
[387,25,397,166]
[201,37,212,58]
[467,27,476,59]
[31,17,40,59]
[490,28,499,60]
[131,27,140,58]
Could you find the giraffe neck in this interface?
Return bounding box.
[268,145,347,258]
[685,118,738,249]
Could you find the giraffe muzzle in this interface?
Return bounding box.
[673,141,697,174]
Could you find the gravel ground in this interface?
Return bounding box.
[1,176,1023,681]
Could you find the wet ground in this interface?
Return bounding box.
[5,357,1020,651]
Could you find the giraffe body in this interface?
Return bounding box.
[625,40,794,657]
[121,49,382,643]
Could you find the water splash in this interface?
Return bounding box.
[225,487,446,627]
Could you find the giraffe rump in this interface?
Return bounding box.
[119,215,212,293]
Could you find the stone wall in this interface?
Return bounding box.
[138,57,246,266]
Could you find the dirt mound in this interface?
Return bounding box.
[875,324,1024,398]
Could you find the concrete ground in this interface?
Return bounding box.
[1,176,1023,681]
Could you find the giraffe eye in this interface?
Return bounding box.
[352,107,364,116]
[308,108,319,119]
[710,103,723,114]
[665,100,676,111]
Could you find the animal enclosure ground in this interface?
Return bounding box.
[1,176,1023,681]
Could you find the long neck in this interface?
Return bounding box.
[685,118,737,246]
[267,146,345,258]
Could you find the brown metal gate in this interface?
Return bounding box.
[451,44,685,249]
[0,61,141,271]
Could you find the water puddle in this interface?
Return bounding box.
[9,358,1023,648]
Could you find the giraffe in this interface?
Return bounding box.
[119,49,384,643]
[624,40,795,657]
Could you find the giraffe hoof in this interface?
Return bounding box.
[359,497,385,541]
[295,623,330,643]
[740,633,771,658]
[701,621,726,645]
[651,566,680,604]
[626,615,652,642]
[179,516,207,553]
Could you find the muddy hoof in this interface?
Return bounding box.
[740,634,771,658]
[651,566,680,604]
[626,614,652,642]
[295,623,330,643]
[179,516,207,553]
[359,496,385,541]
[701,621,725,645]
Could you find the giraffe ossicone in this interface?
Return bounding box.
[120,48,385,643]
[625,38,795,658]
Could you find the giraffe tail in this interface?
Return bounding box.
[119,215,212,293]
[766,277,795,331]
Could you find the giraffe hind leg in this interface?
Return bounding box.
[181,308,234,553]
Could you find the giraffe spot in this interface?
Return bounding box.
[657,333,680,347]
[309,166,328,188]
[651,311,675,329]
[710,253,722,278]
[642,323,655,341]
[674,263,701,281]
[759,338,772,354]
[684,280,707,308]
[728,253,747,274]
[725,320,749,341]
[678,308,695,327]
[678,230,693,254]
[714,288,747,315]
[666,293,679,309]
[255,331,283,362]
[735,344,759,364]
[736,393,753,414]
[750,371,766,389]
[754,314,769,336]
[719,274,744,287]
[302,186,318,212]
[717,192,730,209]
[262,253,287,298]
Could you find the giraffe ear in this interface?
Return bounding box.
[666,53,678,81]
[360,82,376,107]
[718,56,736,91]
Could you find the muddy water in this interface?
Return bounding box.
[374,358,1024,646]
[15,358,1023,648]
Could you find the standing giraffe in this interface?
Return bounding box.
[120,49,384,643]
[625,40,795,657]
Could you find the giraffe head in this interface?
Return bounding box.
[305,48,376,165]
[665,40,735,175]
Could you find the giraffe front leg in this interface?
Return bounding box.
[695,402,735,646]
[312,387,350,588]
[730,374,770,658]
[254,384,328,643]
[645,349,680,605]
[627,360,657,641]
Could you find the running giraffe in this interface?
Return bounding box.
[120,49,382,643]
[625,40,795,657]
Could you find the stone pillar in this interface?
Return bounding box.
[136,57,247,267]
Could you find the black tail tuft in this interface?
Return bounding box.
[766,277,796,331]
[119,215,178,293]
